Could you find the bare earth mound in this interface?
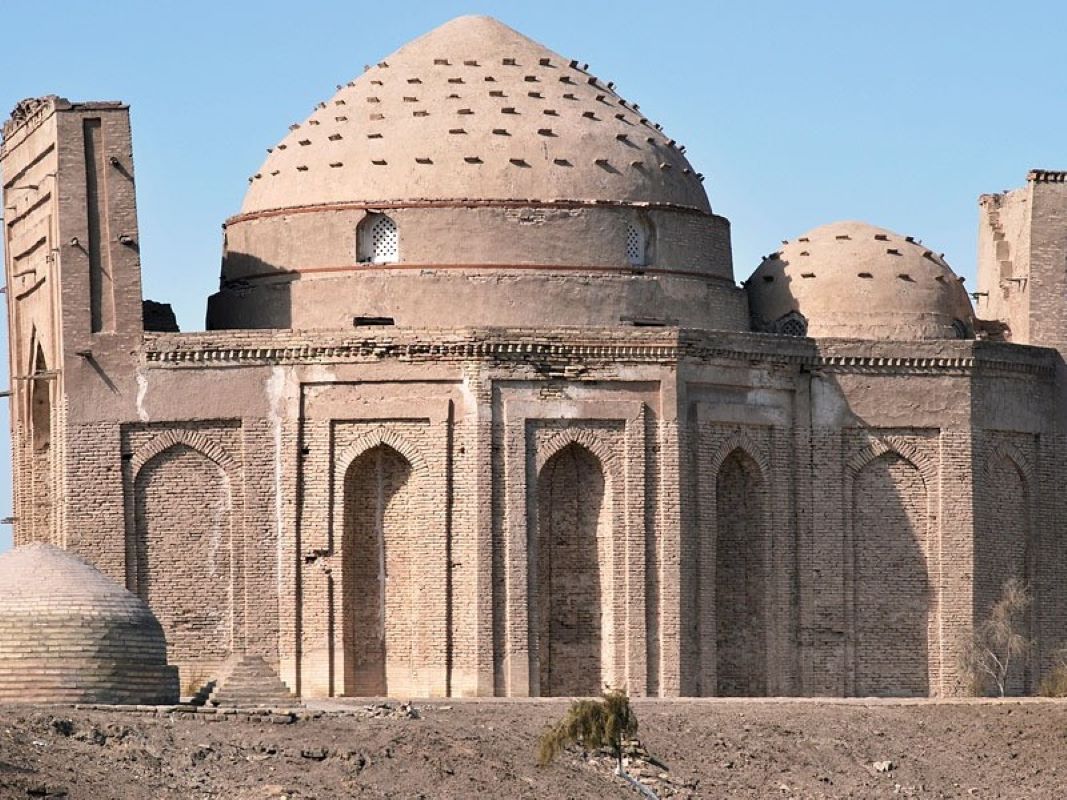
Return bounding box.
[0,699,1064,799]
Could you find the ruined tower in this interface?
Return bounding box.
[1,97,145,551]
[977,171,1067,352]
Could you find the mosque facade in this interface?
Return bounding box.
[2,16,1065,700]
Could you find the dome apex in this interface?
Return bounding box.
[241,15,709,214]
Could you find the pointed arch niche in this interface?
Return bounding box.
[691,433,772,698]
[846,440,934,697]
[533,441,613,696]
[28,340,53,543]
[977,444,1034,694]
[338,440,421,696]
[130,437,235,683]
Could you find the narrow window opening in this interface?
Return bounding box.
[626,219,651,267]
[357,213,398,264]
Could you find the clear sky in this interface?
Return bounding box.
[1,0,1065,553]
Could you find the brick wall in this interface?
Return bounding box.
[851,452,930,697]
[341,443,417,696]
[535,443,609,696]
[133,444,233,690]
[714,450,768,696]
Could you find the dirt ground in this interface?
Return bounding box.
[0,698,1065,799]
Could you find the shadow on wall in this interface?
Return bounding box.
[849,449,931,697]
[681,372,937,698]
[206,251,294,330]
[968,347,1051,696]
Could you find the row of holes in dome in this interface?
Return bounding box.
[288,68,684,147]
[760,272,960,283]
[766,248,949,268]
[288,106,682,149]
[251,156,695,180]
[771,233,948,263]
[280,128,682,149]
[353,214,649,267]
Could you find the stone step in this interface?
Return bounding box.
[206,653,299,708]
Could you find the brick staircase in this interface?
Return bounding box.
[206,653,299,708]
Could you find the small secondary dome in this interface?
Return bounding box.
[0,543,179,704]
[747,221,975,341]
[241,15,709,214]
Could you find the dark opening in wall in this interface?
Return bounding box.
[353,316,395,327]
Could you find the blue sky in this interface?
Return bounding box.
[1,0,1065,552]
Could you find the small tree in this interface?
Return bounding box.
[1038,644,1067,697]
[961,576,1032,697]
[538,689,638,775]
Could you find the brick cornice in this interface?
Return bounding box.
[140,329,1056,379]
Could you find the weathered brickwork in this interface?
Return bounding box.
[133,445,233,687]
[714,450,768,697]
[8,20,1067,704]
[536,443,609,696]
[852,452,930,696]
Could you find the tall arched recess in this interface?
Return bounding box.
[702,448,768,696]
[29,343,53,543]
[132,444,233,688]
[340,443,417,697]
[977,452,1032,694]
[851,450,931,696]
[534,442,611,697]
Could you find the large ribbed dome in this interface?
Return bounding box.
[241,15,709,214]
[746,221,976,341]
[0,544,178,704]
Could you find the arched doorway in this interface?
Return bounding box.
[535,442,610,696]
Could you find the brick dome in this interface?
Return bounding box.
[241,15,709,214]
[210,16,746,332]
[0,543,179,704]
[746,221,976,340]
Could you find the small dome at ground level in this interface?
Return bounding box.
[0,543,178,704]
[746,221,975,341]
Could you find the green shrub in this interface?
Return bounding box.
[537,689,638,774]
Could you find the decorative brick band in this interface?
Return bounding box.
[225,197,715,227]
[334,428,428,477]
[1028,170,1067,184]
[227,261,731,284]
[130,429,237,479]
[141,333,1055,379]
[535,428,619,478]
[846,436,937,489]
